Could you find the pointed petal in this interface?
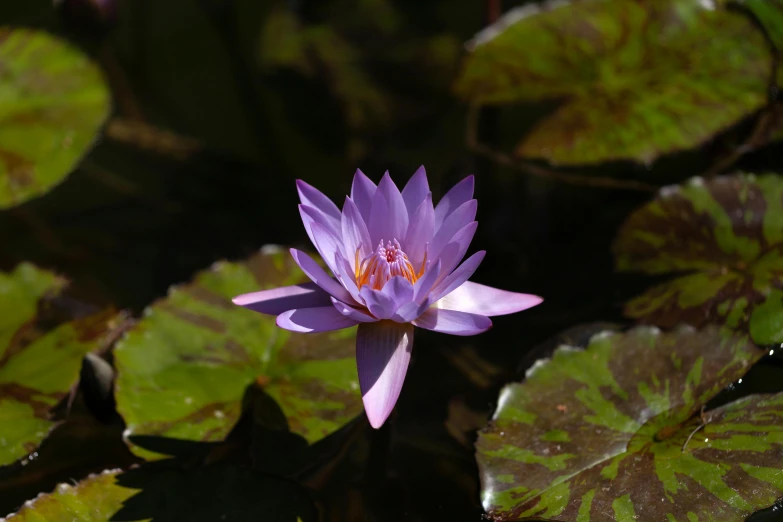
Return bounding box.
[412,308,492,336]
[290,249,355,304]
[331,297,378,323]
[401,166,430,217]
[334,253,363,303]
[309,220,346,276]
[342,197,373,272]
[277,306,359,332]
[434,175,474,228]
[360,286,397,320]
[404,193,435,268]
[429,199,477,263]
[297,180,341,227]
[435,221,478,282]
[380,276,414,310]
[428,251,486,304]
[232,283,332,315]
[392,299,430,323]
[351,169,377,223]
[413,258,441,304]
[368,172,408,244]
[436,281,543,317]
[299,204,342,259]
[356,321,414,428]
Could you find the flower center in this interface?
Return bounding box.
[355,239,426,291]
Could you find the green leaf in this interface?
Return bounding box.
[735,0,783,52]
[114,247,361,460]
[613,173,783,344]
[0,27,110,208]
[3,465,314,521]
[0,263,114,468]
[477,325,782,521]
[453,0,771,165]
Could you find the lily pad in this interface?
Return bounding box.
[114,247,361,460]
[454,0,771,165]
[735,0,783,52]
[614,174,783,344]
[0,27,110,208]
[2,465,314,521]
[476,325,783,521]
[0,263,115,468]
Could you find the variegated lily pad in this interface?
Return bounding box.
[2,466,314,521]
[114,247,361,460]
[454,0,771,165]
[0,27,110,208]
[477,326,783,521]
[614,174,783,344]
[0,263,115,468]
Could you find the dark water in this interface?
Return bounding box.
[1,0,783,521]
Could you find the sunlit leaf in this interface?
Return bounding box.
[3,466,314,521]
[477,325,783,521]
[614,174,783,344]
[114,247,361,460]
[0,27,110,208]
[0,263,115,468]
[454,0,771,165]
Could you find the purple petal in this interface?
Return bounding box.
[392,299,430,323]
[434,175,474,229]
[297,179,341,225]
[437,282,543,317]
[401,166,430,217]
[381,276,414,310]
[368,172,408,244]
[232,283,332,315]
[356,321,414,428]
[434,221,478,282]
[412,308,492,336]
[351,169,377,223]
[360,286,397,320]
[342,197,373,272]
[413,258,441,303]
[290,249,355,304]
[428,251,486,304]
[429,200,477,263]
[331,297,378,323]
[299,205,342,259]
[334,253,363,303]
[404,194,435,269]
[309,220,346,276]
[277,306,359,332]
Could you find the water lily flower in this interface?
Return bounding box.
[233,168,542,428]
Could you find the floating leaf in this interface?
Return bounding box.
[0,27,110,208]
[0,263,114,468]
[3,465,314,521]
[613,174,783,344]
[477,325,783,521]
[735,0,783,52]
[114,247,361,460]
[454,0,771,165]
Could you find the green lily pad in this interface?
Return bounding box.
[734,0,783,52]
[0,27,110,209]
[453,0,771,165]
[3,465,314,521]
[476,325,783,521]
[114,247,361,460]
[613,173,783,344]
[0,263,115,468]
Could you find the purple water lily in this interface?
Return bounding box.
[233,167,542,428]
